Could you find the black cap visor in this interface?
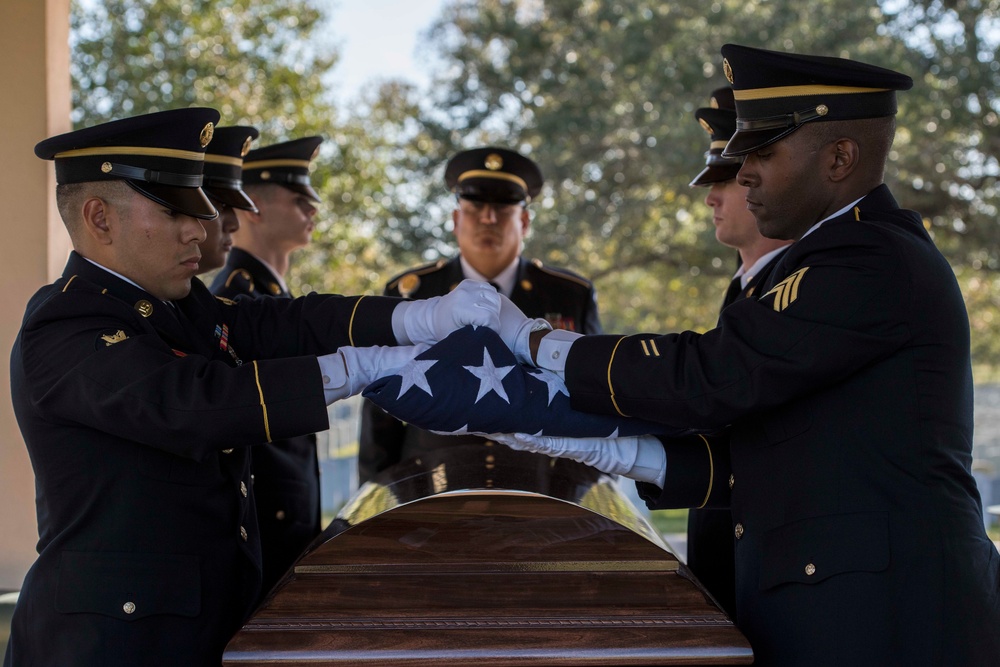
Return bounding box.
[205,186,258,212]
[690,163,743,187]
[125,181,219,220]
[455,178,527,204]
[283,182,322,204]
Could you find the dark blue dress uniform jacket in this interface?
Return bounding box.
[209,248,323,600]
[358,255,602,483]
[5,251,398,667]
[565,186,1000,666]
[686,250,786,620]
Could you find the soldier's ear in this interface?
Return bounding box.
[828,138,860,183]
[81,196,114,245]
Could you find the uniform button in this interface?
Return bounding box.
[240,526,248,541]
[805,563,816,576]
[123,601,136,615]
[734,523,744,540]
[222,448,234,454]
[728,474,735,489]
[275,510,286,521]
[240,481,248,497]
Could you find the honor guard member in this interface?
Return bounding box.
[211,135,323,299]
[7,107,505,667]
[492,45,1000,666]
[685,86,792,618]
[357,146,603,483]
[208,135,327,598]
[197,125,259,274]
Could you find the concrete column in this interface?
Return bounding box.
[0,0,72,589]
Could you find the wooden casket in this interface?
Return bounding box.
[224,444,753,666]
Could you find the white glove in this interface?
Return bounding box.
[498,294,551,365]
[487,432,667,486]
[324,343,430,400]
[394,279,501,345]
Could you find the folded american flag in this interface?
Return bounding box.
[363,326,670,438]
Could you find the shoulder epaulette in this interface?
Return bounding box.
[527,258,594,289]
[223,268,255,293]
[386,259,448,297]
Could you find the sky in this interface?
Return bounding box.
[327,0,449,102]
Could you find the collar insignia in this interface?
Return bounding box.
[100,330,128,346]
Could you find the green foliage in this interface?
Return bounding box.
[69,0,1000,371]
[401,0,1000,367]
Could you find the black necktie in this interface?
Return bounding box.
[488,281,502,296]
[723,277,743,308]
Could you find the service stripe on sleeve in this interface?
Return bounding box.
[697,435,714,509]
[607,335,631,417]
[348,296,365,346]
[252,361,273,443]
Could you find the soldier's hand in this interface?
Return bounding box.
[336,343,431,398]
[396,279,501,345]
[498,294,551,365]
[485,432,665,484]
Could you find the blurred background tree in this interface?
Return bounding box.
[70,0,1000,376]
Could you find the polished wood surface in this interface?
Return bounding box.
[224,444,753,665]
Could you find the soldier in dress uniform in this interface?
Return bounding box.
[197,125,259,274]
[495,44,1000,666]
[208,135,328,598]
[357,146,603,483]
[5,108,503,667]
[684,86,791,618]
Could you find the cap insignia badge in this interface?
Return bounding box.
[241,136,253,157]
[199,122,215,148]
[484,153,504,171]
[699,119,714,135]
[723,58,734,84]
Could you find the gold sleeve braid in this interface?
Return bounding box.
[347,295,365,347]
[696,435,714,508]
[607,335,630,417]
[251,361,272,443]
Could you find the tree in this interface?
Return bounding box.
[70,0,403,297]
[397,0,999,372]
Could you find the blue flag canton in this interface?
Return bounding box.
[363,326,663,438]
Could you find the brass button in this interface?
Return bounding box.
[123,601,136,614]
[275,510,286,521]
[240,481,247,498]
[734,523,744,540]
[728,474,735,489]
[222,448,234,454]
[240,526,248,541]
[805,563,816,576]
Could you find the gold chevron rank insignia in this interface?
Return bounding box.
[762,268,809,312]
[99,329,128,346]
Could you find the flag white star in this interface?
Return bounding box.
[527,368,570,405]
[463,348,514,404]
[397,358,437,399]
